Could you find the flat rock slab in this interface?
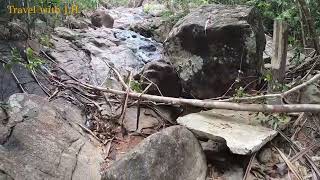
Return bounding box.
[177,110,278,155]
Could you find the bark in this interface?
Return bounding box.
[296,0,307,49]
[297,0,320,54]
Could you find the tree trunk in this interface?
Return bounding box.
[295,0,307,49]
[297,0,320,54]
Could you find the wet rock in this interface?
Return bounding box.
[49,27,163,87]
[91,9,114,28]
[64,16,90,29]
[165,5,266,99]
[177,109,277,155]
[54,26,79,40]
[130,16,175,42]
[7,20,28,40]
[135,59,182,97]
[0,24,10,40]
[102,126,207,180]
[0,107,6,119]
[0,94,103,180]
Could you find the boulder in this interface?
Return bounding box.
[54,26,79,40]
[299,79,320,104]
[90,9,114,28]
[135,59,182,97]
[165,5,266,99]
[177,109,278,155]
[0,94,103,180]
[102,126,207,180]
[64,16,90,29]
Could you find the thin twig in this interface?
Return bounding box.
[77,122,103,144]
[121,72,132,130]
[30,70,51,96]
[140,74,164,96]
[278,131,320,178]
[102,60,130,91]
[10,69,26,93]
[274,146,303,180]
[243,152,257,180]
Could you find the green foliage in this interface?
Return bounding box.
[130,80,143,93]
[143,2,163,14]
[4,48,21,71]
[0,102,9,111]
[263,70,273,82]
[77,0,99,10]
[39,34,53,47]
[257,113,291,130]
[25,48,44,71]
[106,0,129,7]
[160,10,188,25]
[234,86,245,98]
[263,70,291,92]
[5,47,43,72]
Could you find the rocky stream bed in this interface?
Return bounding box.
[0,4,320,180]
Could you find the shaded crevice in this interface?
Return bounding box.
[0,169,14,180]
[37,168,59,178]
[0,115,27,145]
[0,125,15,145]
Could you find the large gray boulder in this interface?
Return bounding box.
[165,5,266,99]
[134,59,182,97]
[0,94,103,180]
[102,126,207,180]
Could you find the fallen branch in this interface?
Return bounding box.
[67,81,320,113]
[219,73,320,102]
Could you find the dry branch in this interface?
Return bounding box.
[10,69,26,93]
[219,73,320,102]
[67,80,320,113]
